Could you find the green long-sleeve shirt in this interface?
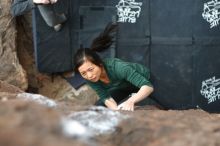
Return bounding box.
[87,58,152,103]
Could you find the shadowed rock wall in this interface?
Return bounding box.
[0,0,28,90]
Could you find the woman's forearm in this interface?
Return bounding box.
[104,97,118,110]
[128,85,154,104]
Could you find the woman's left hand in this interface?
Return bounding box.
[117,99,135,111]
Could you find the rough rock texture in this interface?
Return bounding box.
[0,97,220,146]
[0,80,23,93]
[0,80,24,101]
[37,75,98,105]
[0,100,88,146]
[115,108,220,146]
[0,0,28,90]
[15,9,41,93]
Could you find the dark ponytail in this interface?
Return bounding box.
[90,23,117,52]
[73,23,117,72]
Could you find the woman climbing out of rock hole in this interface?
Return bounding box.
[73,23,154,111]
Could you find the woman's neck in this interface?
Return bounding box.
[100,67,110,84]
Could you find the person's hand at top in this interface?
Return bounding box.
[33,0,58,4]
[117,85,154,111]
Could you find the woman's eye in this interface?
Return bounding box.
[88,68,94,71]
[81,72,86,76]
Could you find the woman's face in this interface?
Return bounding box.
[78,60,102,82]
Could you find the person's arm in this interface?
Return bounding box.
[118,85,154,111]
[10,0,58,16]
[104,97,118,110]
[114,61,154,111]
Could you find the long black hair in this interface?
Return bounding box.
[73,23,117,72]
